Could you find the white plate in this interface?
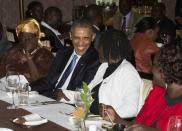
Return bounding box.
[29,91,39,97]
[0,128,13,131]
[12,114,48,126]
[85,119,112,127]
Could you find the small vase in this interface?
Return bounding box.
[79,118,86,131]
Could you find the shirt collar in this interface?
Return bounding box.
[73,50,81,59]
[93,24,100,31]
[41,21,61,36]
[123,11,131,21]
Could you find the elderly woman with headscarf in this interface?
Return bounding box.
[0,18,54,82]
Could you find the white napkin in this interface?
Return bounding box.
[13,113,48,126]
[23,113,48,126]
[61,90,78,104]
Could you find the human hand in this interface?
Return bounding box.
[54,89,70,101]
[102,104,122,123]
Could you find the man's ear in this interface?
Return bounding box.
[92,33,96,42]
[69,32,72,40]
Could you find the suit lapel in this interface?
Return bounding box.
[53,50,72,85]
[67,47,93,90]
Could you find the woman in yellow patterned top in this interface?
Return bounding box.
[0,18,54,82]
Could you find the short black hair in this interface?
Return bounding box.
[27,1,43,11]
[26,1,43,17]
[44,7,62,20]
[135,17,158,33]
[152,2,166,13]
[85,4,101,20]
[70,19,93,33]
[159,43,182,85]
[99,29,133,63]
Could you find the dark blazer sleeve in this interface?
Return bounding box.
[30,47,72,95]
[82,51,100,84]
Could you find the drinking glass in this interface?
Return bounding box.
[18,83,29,106]
[5,71,20,109]
[167,116,182,131]
[74,87,84,108]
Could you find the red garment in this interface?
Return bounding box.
[130,33,159,73]
[135,85,182,131]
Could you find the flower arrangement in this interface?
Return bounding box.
[73,82,94,120]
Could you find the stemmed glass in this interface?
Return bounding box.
[5,71,20,109]
[167,116,182,131]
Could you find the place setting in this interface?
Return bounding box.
[11,113,48,128]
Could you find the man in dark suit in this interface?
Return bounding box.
[31,19,100,100]
[85,4,103,49]
[41,7,64,52]
[113,0,142,39]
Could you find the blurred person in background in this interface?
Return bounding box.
[175,0,182,29]
[25,1,44,24]
[85,4,103,49]
[113,0,142,39]
[41,7,65,52]
[0,21,12,59]
[131,17,159,74]
[151,2,176,44]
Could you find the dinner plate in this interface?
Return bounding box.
[85,118,112,127]
[12,114,48,128]
[29,91,39,97]
[0,128,13,131]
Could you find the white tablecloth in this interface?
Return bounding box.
[0,83,76,130]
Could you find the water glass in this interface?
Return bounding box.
[18,83,29,106]
[167,116,182,131]
[5,71,20,109]
[74,92,84,108]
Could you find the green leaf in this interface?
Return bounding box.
[82,81,88,93]
[80,81,94,118]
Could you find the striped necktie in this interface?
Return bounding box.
[55,55,78,89]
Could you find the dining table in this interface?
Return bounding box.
[0,82,77,131]
[0,77,112,131]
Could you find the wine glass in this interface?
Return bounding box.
[167,116,182,131]
[5,71,20,109]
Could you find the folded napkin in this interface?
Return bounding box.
[61,90,78,104]
[13,113,48,126]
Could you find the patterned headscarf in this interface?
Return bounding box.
[16,18,44,39]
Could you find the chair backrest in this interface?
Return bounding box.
[6,28,18,44]
[137,72,153,114]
